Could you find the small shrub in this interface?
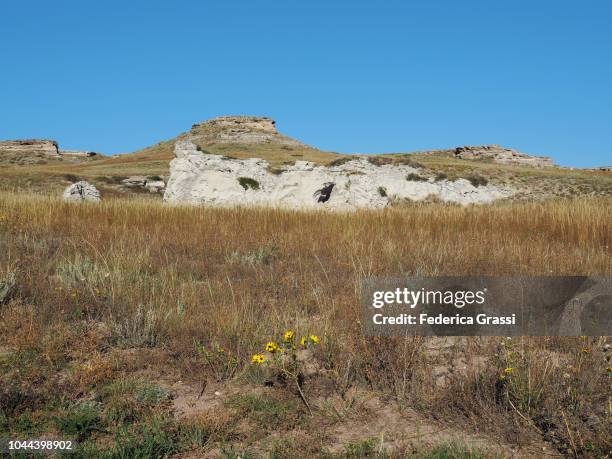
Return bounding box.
[109,417,178,458]
[55,254,107,289]
[377,186,387,198]
[195,342,238,381]
[465,174,489,187]
[226,243,278,266]
[327,157,352,167]
[64,174,80,183]
[434,172,448,181]
[396,157,423,168]
[112,304,160,348]
[367,156,393,166]
[225,394,300,431]
[238,177,260,190]
[267,166,285,175]
[195,145,213,154]
[136,383,170,406]
[0,271,15,304]
[424,442,494,459]
[343,438,378,457]
[406,173,427,182]
[53,403,103,441]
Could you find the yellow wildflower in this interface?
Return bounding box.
[503,367,513,374]
[251,353,265,364]
[581,347,591,354]
[265,342,279,353]
[299,337,307,347]
[283,330,295,342]
[309,335,319,345]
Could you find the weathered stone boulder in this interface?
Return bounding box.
[164,141,512,209]
[145,180,166,193]
[454,145,553,167]
[63,181,101,202]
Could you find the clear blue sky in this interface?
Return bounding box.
[1,1,611,167]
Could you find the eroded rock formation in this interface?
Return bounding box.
[454,145,554,167]
[189,116,305,146]
[1,140,101,165]
[164,141,512,209]
[62,181,101,202]
[0,139,60,164]
[59,149,98,157]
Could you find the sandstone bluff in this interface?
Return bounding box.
[0,139,99,165]
[453,145,554,167]
[164,140,513,209]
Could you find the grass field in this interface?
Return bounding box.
[0,193,611,457]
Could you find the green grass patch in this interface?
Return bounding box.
[225,393,301,431]
[238,177,260,190]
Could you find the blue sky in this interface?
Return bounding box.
[1,1,610,167]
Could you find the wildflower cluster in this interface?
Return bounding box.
[250,330,320,366]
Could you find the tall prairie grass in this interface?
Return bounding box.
[0,192,610,456]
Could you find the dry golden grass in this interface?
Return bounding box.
[0,192,610,456]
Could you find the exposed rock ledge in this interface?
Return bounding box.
[0,139,60,157]
[189,115,305,147]
[164,141,512,209]
[454,145,554,167]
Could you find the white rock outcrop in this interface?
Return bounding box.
[164,141,512,210]
[63,181,101,202]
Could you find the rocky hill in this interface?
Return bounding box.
[0,139,60,164]
[2,116,610,201]
[0,139,100,166]
[127,115,337,168]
